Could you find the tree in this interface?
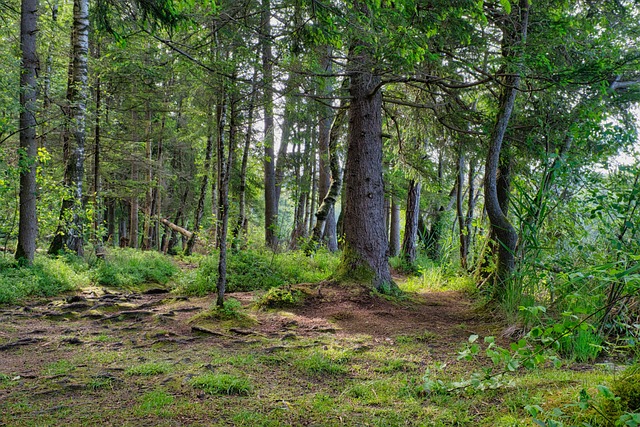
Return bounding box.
[15,0,38,265]
[49,0,89,256]
[483,0,530,298]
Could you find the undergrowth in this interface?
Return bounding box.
[93,248,178,288]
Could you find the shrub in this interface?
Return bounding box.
[256,287,303,309]
[0,256,89,304]
[93,248,178,288]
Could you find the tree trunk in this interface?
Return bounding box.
[335,42,394,291]
[389,196,401,257]
[216,87,236,307]
[484,0,530,298]
[456,152,467,270]
[48,0,89,256]
[15,0,38,265]
[261,0,278,250]
[401,180,421,265]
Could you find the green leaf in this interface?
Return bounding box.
[499,0,512,14]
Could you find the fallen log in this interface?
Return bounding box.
[160,218,193,239]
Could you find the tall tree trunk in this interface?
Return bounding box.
[261,0,277,250]
[93,46,103,254]
[335,40,394,291]
[15,0,38,265]
[389,196,401,257]
[484,0,530,298]
[216,86,236,307]
[48,0,89,256]
[402,180,421,265]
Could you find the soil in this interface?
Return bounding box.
[0,281,504,426]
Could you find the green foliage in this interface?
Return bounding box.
[0,256,89,304]
[294,350,350,376]
[178,248,338,296]
[605,365,640,420]
[256,287,303,309]
[93,248,178,288]
[137,390,174,415]
[189,373,252,396]
[125,362,172,376]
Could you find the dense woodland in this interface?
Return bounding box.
[1,0,640,424]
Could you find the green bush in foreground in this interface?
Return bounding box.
[0,256,89,304]
[178,248,339,296]
[94,248,178,288]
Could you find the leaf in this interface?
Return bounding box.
[469,334,479,343]
[500,0,512,14]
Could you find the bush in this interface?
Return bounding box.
[93,248,178,288]
[178,248,339,296]
[256,287,304,309]
[0,256,89,304]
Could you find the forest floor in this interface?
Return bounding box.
[0,276,613,426]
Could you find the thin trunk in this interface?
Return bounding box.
[389,196,401,257]
[484,0,530,297]
[307,138,317,237]
[141,104,153,250]
[401,180,421,264]
[262,0,277,249]
[15,0,38,265]
[216,88,236,307]
[456,152,467,269]
[93,50,102,254]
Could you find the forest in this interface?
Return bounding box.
[1,0,640,425]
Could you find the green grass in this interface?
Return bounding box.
[294,350,350,376]
[43,360,76,376]
[125,361,172,376]
[189,373,252,396]
[136,389,175,416]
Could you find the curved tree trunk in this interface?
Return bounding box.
[484,0,530,298]
[15,0,39,265]
[401,180,421,265]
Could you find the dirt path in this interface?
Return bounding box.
[0,283,504,426]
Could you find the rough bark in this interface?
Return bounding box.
[484,0,530,297]
[389,196,401,257]
[335,42,394,291]
[401,180,421,265]
[15,0,38,265]
[48,0,89,256]
[261,0,278,250]
[216,87,236,307]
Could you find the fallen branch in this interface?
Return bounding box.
[160,218,193,239]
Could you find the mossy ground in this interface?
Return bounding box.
[0,278,630,426]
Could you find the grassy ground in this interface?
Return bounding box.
[0,272,627,427]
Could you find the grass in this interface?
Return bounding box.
[125,361,172,376]
[189,373,252,396]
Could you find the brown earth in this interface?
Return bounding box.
[0,281,505,426]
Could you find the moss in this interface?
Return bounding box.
[610,365,640,414]
[333,245,376,285]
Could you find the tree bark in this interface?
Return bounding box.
[216,86,236,307]
[15,0,39,265]
[261,0,278,250]
[389,196,401,257]
[335,40,394,291]
[401,180,421,265]
[48,0,89,256]
[484,0,530,297]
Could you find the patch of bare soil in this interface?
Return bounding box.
[0,281,502,426]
